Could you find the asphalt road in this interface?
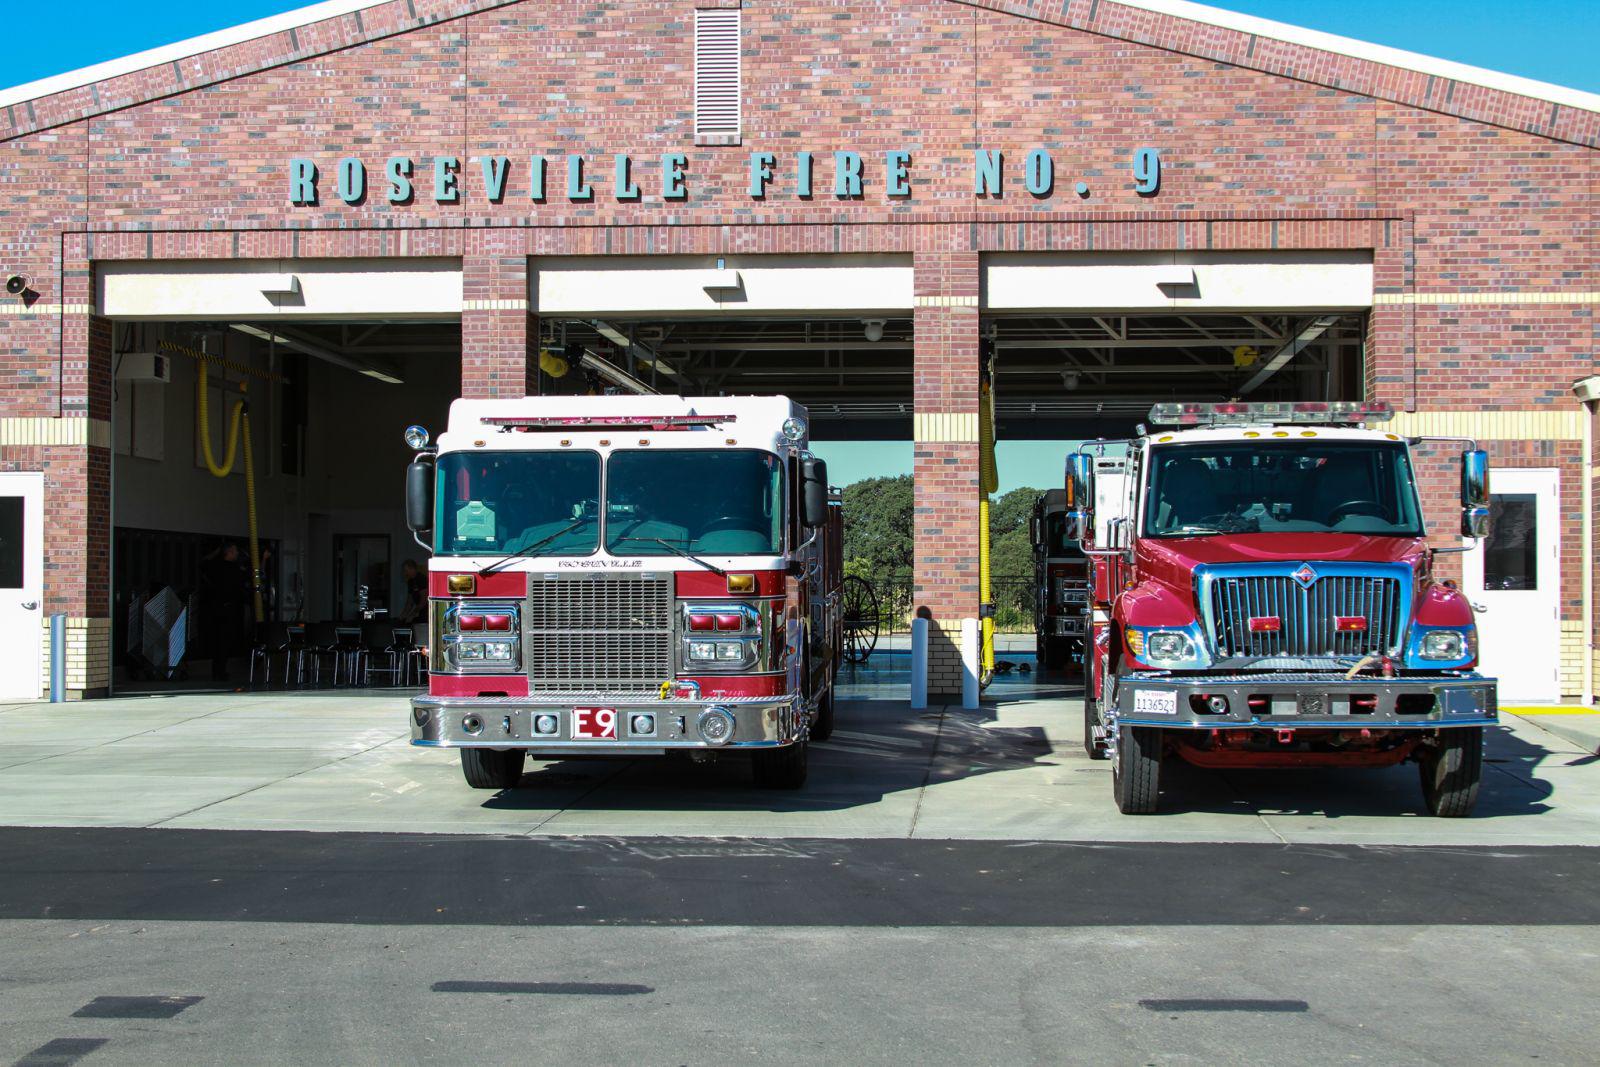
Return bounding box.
[3,828,1599,1064]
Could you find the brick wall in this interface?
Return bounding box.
[0,0,1590,699]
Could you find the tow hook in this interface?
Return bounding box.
[1275,729,1295,745]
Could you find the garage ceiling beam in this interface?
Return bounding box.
[1238,315,1341,395]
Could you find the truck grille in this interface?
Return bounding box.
[524,573,675,692]
[1207,574,1403,659]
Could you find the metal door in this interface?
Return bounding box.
[1463,468,1559,703]
[0,473,44,700]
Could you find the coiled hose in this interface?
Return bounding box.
[195,354,264,624]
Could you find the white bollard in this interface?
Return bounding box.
[910,616,929,709]
[961,617,980,709]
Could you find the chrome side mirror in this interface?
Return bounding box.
[1461,449,1489,509]
[1066,453,1095,511]
[1064,508,1089,542]
[1462,506,1490,539]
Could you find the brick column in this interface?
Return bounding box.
[911,249,982,701]
[462,230,537,398]
[37,246,114,697]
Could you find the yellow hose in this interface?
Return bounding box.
[978,377,999,686]
[196,355,264,623]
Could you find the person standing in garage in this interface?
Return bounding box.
[202,541,249,683]
[396,559,425,624]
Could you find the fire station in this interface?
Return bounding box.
[0,0,1594,703]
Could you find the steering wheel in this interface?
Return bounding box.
[698,514,750,534]
[1329,499,1385,523]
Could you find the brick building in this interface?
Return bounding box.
[0,0,1593,701]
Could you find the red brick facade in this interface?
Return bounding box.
[0,0,1594,696]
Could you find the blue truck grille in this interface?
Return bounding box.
[1207,574,1403,659]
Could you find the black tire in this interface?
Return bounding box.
[1083,698,1109,760]
[810,687,836,743]
[1419,727,1483,817]
[1113,725,1163,814]
[752,740,808,789]
[460,748,525,790]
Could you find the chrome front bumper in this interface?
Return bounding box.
[411,693,804,751]
[1113,671,1497,730]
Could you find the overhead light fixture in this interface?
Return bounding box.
[579,351,657,396]
[591,320,632,347]
[229,323,405,385]
[863,319,886,342]
[1061,370,1080,390]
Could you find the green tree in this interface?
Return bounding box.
[841,474,914,576]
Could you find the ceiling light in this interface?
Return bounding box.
[863,319,886,342]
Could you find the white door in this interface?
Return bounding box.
[1463,468,1559,703]
[0,473,44,701]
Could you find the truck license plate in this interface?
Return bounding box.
[1133,690,1178,716]
[572,707,618,740]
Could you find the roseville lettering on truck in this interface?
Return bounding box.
[401,395,844,791]
[1073,401,1498,816]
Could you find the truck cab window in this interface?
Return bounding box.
[434,451,601,556]
[1143,441,1422,538]
[606,450,783,556]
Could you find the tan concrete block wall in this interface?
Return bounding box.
[37,616,112,699]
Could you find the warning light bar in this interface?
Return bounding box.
[1147,401,1394,427]
[482,414,737,431]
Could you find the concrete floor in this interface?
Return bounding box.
[1,666,1595,845]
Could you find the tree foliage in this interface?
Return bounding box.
[841,474,915,576]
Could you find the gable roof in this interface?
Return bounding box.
[0,0,1595,145]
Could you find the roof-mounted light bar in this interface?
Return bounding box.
[1148,400,1394,427]
[481,413,738,431]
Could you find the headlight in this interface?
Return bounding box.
[715,642,743,661]
[483,643,514,662]
[456,642,485,660]
[1420,630,1468,660]
[689,641,719,662]
[1145,631,1194,663]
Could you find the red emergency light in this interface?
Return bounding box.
[1148,401,1394,427]
[482,414,737,432]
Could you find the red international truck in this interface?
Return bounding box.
[401,394,843,790]
[1030,489,1089,670]
[1074,401,1498,816]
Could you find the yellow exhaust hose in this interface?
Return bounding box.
[978,379,999,687]
[196,356,265,624]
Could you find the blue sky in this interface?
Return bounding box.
[3,0,1597,92]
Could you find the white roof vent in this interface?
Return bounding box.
[694,9,741,145]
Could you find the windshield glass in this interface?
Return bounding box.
[1143,441,1422,538]
[605,449,784,556]
[434,451,601,556]
[1042,513,1083,557]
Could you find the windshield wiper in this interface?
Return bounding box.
[614,537,727,578]
[479,520,589,576]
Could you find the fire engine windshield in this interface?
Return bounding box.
[1144,441,1422,538]
[434,451,601,556]
[605,449,784,557]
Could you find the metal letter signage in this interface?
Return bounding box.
[287,147,1165,205]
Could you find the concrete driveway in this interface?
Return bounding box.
[0,678,1594,846]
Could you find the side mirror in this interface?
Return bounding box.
[1462,506,1490,539]
[1066,453,1095,511]
[405,457,435,534]
[801,457,829,528]
[1028,516,1041,544]
[1063,509,1089,542]
[1461,449,1489,508]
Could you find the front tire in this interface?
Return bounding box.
[1419,727,1483,817]
[1113,725,1163,814]
[461,748,525,790]
[752,740,808,789]
[810,688,836,743]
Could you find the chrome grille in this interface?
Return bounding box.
[525,573,675,691]
[1208,574,1403,659]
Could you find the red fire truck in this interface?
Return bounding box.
[402,395,844,790]
[1074,401,1498,816]
[1030,489,1089,670]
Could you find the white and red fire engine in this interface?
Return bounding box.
[402,395,843,790]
